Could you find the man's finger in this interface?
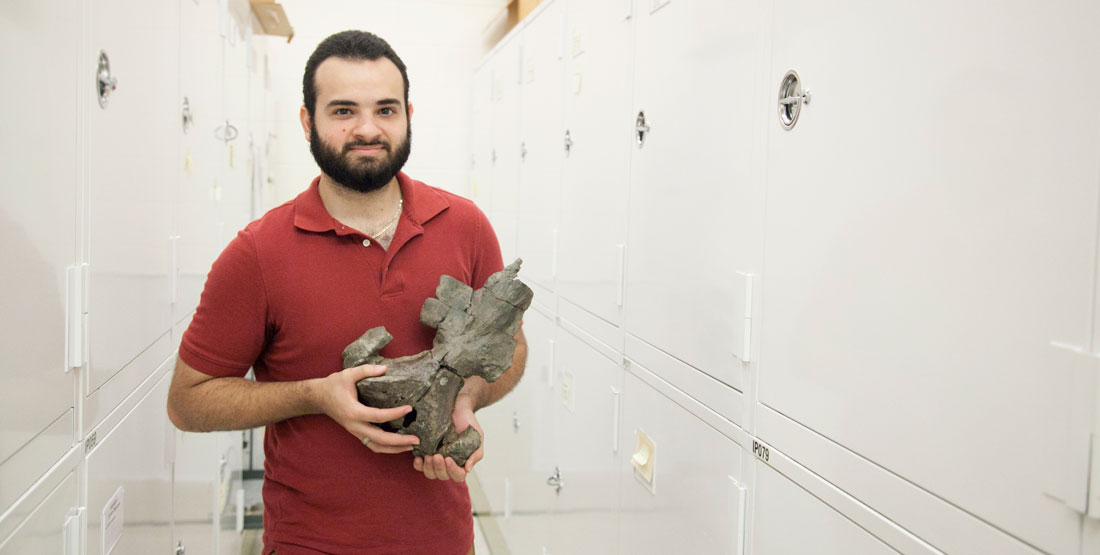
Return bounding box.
[445,458,466,482]
[360,427,418,447]
[464,449,482,473]
[367,443,413,454]
[350,364,387,379]
[430,454,448,480]
[364,405,415,425]
[413,457,424,472]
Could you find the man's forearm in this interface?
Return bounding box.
[168,371,321,432]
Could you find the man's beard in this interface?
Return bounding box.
[309,123,412,194]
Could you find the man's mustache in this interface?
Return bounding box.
[344,141,389,153]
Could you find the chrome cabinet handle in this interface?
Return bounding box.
[214,120,239,143]
[546,466,564,493]
[96,51,118,109]
[564,129,573,155]
[778,70,811,130]
[635,111,650,147]
[182,97,194,133]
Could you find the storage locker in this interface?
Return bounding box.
[757,1,1100,553]
[617,365,746,555]
[477,306,558,554]
[623,0,770,392]
[487,37,522,263]
[544,316,624,555]
[0,0,81,519]
[752,463,896,555]
[556,0,634,328]
[86,370,174,555]
[217,9,256,242]
[84,0,180,433]
[471,65,495,214]
[176,0,227,326]
[0,465,80,555]
[515,0,564,303]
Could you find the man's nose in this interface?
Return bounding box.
[351,116,384,142]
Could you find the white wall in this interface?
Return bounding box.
[262,0,507,208]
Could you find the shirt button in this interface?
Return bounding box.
[362,238,371,247]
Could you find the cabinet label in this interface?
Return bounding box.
[102,486,124,554]
[752,440,770,463]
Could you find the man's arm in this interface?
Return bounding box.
[415,327,528,481]
[167,358,420,454]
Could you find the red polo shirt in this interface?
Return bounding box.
[179,173,502,555]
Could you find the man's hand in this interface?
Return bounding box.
[413,397,483,481]
[312,364,421,454]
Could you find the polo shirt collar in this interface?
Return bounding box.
[293,172,450,235]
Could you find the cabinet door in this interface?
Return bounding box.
[0,0,80,515]
[85,0,179,424]
[471,65,494,214]
[489,308,556,554]
[218,12,255,239]
[753,464,896,555]
[624,0,769,391]
[548,324,623,555]
[758,2,1100,553]
[557,0,634,327]
[617,368,745,554]
[177,0,225,324]
[86,373,174,555]
[0,469,79,555]
[488,38,522,262]
[516,1,565,300]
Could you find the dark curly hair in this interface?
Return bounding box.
[302,30,409,118]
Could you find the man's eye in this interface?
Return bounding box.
[334,108,352,116]
[380,107,394,116]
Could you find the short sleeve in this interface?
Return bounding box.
[471,206,505,289]
[179,229,268,378]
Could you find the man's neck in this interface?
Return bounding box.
[317,174,402,234]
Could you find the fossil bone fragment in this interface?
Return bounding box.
[342,259,533,466]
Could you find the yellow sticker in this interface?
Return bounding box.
[184,148,194,172]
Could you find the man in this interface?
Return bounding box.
[167,30,526,555]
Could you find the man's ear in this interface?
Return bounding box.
[407,101,414,121]
[300,105,312,142]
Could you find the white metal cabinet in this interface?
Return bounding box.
[0,468,80,555]
[86,371,174,555]
[488,37,522,263]
[617,367,745,555]
[556,0,634,328]
[176,0,225,326]
[217,9,255,242]
[84,0,180,432]
[757,2,1100,553]
[624,0,769,392]
[515,0,565,303]
[0,0,81,518]
[480,307,557,554]
[471,65,495,215]
[752,464,896,555]
[546,320,623,555]
[172,429,222,555]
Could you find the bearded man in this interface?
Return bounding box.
[167,30,526,555]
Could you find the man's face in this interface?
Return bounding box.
[303,57,412,193]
